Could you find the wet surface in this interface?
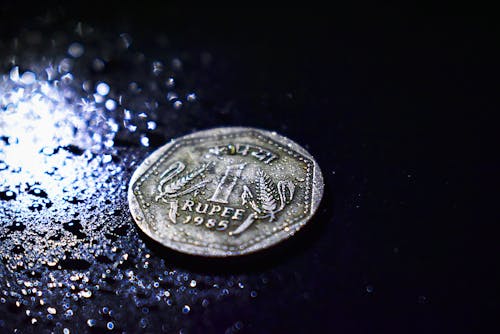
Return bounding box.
[0,8,265,333]
[0,4,496,334]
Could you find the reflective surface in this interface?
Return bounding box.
[0,4,495,334]
[0,10,263,333]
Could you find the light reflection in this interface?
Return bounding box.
[0,63,116,181]
[105,99,117,111]
[140,136,149,147]
[20,71,36,85]
[96,82,110,96]
[67,42,84,58]
[0,25,214,333]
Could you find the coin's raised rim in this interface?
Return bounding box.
[128,126,324,257]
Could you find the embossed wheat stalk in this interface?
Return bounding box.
[162,164,208,196]
[155,161,211,201]
[233,169,295,236]
[256,170,279,221]
[155,161,212,224]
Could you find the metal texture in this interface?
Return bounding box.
[128,127,324,256]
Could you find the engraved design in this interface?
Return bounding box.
[208,143,279,164]
[155,161,211,223]
[231,169,295,235]
[128,127,324,257]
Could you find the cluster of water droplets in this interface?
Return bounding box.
[1,21,201,153]
[0,17,256,333]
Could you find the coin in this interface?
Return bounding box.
[128,127,324,256]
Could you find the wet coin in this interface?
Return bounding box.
[128,127,324,256]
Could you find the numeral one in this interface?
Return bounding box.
[209,163,246,203]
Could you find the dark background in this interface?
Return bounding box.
[1,2,497,333]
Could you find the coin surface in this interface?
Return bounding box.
[128,127,324,256]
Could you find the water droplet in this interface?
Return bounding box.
[140,136,149,147]
[166,92,178,101]
[47,306,57,314]
[87,319,96,327]
[366,285,374,293]
[107,321,114,330]
[58,58,73,73]
[105,99,116,111]
[94,94,104,104]
[182,305,190,314]
[166,77,175,88]
[124,109,132,120]
[80,289,92,298]
[68,43,84,58]
[152,61,164,75]
[173,100,183,110]
[120,33,133,48]
[172,58,182,70]
[20,71,36,85]
[92,58,105,71]
[96,82,110,96]
[144,121,156,131]
[9,66,19,81]
[102,155,112,163]
[128,82,141,93]
[187,93,197,102]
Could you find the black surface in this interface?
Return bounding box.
[0,3,497,333]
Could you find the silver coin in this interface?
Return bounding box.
[128,127,324,256]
